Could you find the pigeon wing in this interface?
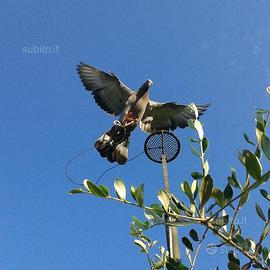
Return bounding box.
[140,101,209,133]
[77,62,134,115]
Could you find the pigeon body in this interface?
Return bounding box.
[77,62,209,164]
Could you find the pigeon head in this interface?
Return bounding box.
[145,79,153,87]
[137,79,153,99]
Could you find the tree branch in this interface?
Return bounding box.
[190,227,209,270]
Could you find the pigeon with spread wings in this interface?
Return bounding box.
[77,62,209,164]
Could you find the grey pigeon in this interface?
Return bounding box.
[77,62,209,164]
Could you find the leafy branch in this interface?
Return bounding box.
[70,95,270,270]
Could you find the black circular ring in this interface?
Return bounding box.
[144,130,180,163]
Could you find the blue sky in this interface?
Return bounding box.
[1,0,270,269]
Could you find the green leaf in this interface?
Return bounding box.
[231,227,241,238]
[262,247,269,261]
[237,151,245,165]
[242,150,262,180]
[189,137,199,143]
[169,200,181,215]
[261,133,270,160]
[132,216,149,230]
[255,203,266,222]
[260,169,270,183]
[202,137,209,153]
[173,199,194,216]
[191,180,199,199]
[130,185,137,201]
[83,179,107,197]
[228,261,240,270]
[228,251,240,265]
[260,189,270,201]
[135,184,144,206]
[211,187,225,207]
[191,172,203,179]
[69,188,83,194]
[256,110,265,123]
[144,208,164,224]
[190,103,199,119]
[130,184,144,206]
[114,178,126,200]
[98,185,109,196]
[212,215,229,227]
[181,237,193,251]
[256,108,270,113]
[199,175,213,209]
[239,193,249,208]
[166,258,189,270]
[223,183,233,205]
[261,224,269,241]
[233,234,245,248]
[241,262,252,270]
[203,160,209,176]
[250,169,270,190]
[227,177,239,190]
[255,147,262,159]
[256,121,265,144]
[140,235,151,243]
[230,168,238,183]
[228,168,242,189]
[183,181,193,202]
[189,229,199,241]
[243,133,255,146]
[180,182,185,193]
[190,145,200,158]
[194,119,204,140]
[243,238,251,251]
[130,222,140,236]
[150,240,158,248]
[245,238,256,251]
[157,190,170,211]
[153,261,163,269]
[134,239,147,253]
[149,204,164,217]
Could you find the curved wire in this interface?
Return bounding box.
[95,150,145,184]
[65,147,95,186]
[65,146,145,186]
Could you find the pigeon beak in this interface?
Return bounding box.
[146,79,153,87]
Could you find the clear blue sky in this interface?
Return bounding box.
[1,1,270,269]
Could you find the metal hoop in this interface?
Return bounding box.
[144,130,180,163]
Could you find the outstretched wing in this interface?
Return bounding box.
[77,62,134,115]
[140,101,209,133]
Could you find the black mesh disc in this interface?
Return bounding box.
[144,131,180,163]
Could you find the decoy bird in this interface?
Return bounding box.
[77,62,209,165]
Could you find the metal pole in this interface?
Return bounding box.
[161,151,181,261]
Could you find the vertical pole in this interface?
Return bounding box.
[161,133,181,261]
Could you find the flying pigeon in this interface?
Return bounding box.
[77,62,209,165]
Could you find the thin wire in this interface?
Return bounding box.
[95,150,145,185]
[65,147,95,186]
[94,164,119,185]
[65,146,145,186]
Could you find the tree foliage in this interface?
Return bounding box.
[70,93,270,270]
